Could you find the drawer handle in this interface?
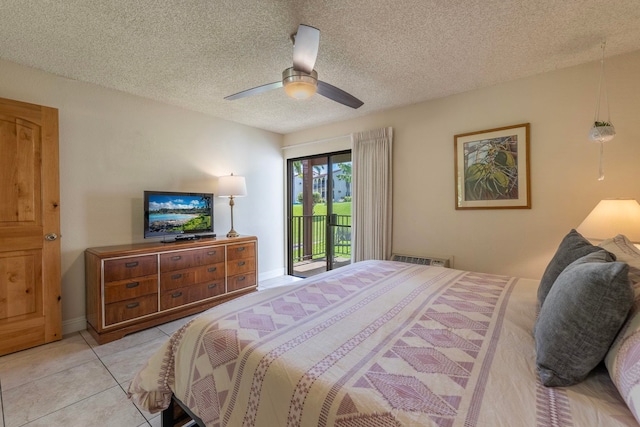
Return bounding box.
[126,302,139,309]
[207,251,217,256]
[171,292,183,298]
[171,256,182,261]
[237,261,245,266]
[125,282,139,289]
[171,273,183,280]
[236,247,245,252]
[238,276,246,282]
[208,283,217,289]
[208,267,217,272]
[125,261,139,268]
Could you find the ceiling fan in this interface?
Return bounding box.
[224,24,363,109]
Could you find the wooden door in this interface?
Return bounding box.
[0,97,61,355]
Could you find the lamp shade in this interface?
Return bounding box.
[282,68,318,100]
[217,174,247,197]
[576,199,640,242]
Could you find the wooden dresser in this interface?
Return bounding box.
[85,235,257,344]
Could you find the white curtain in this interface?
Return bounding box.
[352,127,393,262]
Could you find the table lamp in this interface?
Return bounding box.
[218,174,247,238]
[577,199,640,244]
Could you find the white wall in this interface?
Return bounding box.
[0,59,285,334]
[284,50,640,280]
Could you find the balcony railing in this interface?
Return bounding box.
[291,214,351,263]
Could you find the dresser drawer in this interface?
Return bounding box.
[227,242,255,261]
[103,255,157,282]
[105,294,158,325]
[160,269,197,291]
[193,246,225,265]
[104,276,157,304]
[160,246,225,272]
[160,280,225,310]
[227,257,255,276]
[160,251,198,272]
[195,262,225,282]
[228,273,257,292]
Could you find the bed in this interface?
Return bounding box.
[128,237,640,426]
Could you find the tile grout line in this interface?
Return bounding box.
[80,330,167,426]
[14,385,131,427]
[80,331,152,425]
[1,333,113,426]
[116,381,154,427]
[2,358,97,393]
[0,334,98,394]
[0,337,99,394]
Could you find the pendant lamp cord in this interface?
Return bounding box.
[593,40,610,181]
[593,41,611,124]
[598,142,605,181]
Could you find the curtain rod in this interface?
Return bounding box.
[281,134,351,150]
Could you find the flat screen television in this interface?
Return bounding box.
[143,191,215,241]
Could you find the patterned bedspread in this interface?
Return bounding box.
[128,260,636,426]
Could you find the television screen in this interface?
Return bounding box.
[144,191,214,239]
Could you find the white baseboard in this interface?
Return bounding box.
[63,316,87,336]
[259,267,285,282]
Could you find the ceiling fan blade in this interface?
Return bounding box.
[292,24,320,74]
[317,81,364,109]
[224,81,283,100]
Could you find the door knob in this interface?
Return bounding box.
[45,233,58,241]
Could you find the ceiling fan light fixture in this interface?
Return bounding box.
[282,67,317,100]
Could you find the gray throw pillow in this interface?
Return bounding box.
[537,229,615,308]
[535,251,632,387]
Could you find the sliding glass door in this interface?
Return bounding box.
[287,151,352,277]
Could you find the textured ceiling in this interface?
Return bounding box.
[1,1,639,134]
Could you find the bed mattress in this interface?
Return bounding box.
[128,260,636,426]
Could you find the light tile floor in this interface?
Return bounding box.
[0,275,301,427]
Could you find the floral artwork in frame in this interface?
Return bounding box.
[454,123,530,209]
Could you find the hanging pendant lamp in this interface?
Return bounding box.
[588,41,615,181]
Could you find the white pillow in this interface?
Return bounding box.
[600,235,640,285]
[601,235,640,423]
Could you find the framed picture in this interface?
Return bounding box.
[454,123,530,210]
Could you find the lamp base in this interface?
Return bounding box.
[226,229,240,238]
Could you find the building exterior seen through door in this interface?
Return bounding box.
[287,151,351,277]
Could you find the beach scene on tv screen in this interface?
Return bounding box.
[148,194,212,233]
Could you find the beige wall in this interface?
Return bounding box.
[0,59,286,333]
[284,50,640,279]
[3,49,639,333]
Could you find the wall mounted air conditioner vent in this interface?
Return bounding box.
[390,254,452,268]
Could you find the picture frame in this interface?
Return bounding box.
[454,123,530,210]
